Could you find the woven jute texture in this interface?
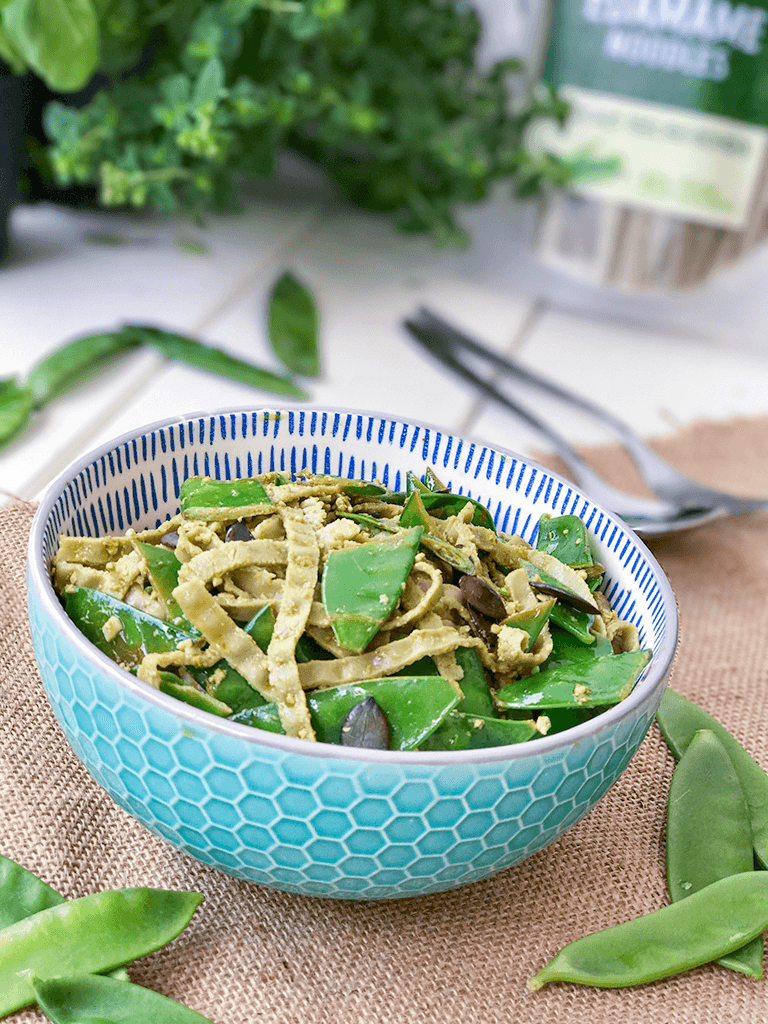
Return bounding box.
[3,415,768,1024]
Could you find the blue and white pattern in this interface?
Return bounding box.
[27,408,678,899]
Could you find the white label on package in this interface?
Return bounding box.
[528,85,768,229]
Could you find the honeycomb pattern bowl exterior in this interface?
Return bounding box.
[27,408,678,900]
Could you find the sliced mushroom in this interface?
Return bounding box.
[340,696,391,749]
[528,579,600,616]
[225,521,252,543]
[459,574,507,620]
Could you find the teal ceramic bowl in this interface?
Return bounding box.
[27,408,678,899]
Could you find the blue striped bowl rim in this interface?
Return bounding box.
[28,405,678,765]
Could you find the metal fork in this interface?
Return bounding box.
[403,307,768,538]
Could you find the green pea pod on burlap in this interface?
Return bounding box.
[666,729,763,979]
[32,974,216,1024]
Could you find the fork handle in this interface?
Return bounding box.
[414,308,688,490]
[415,334,678,522]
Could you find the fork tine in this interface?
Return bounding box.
[409,306,768,517]
[403,315,683,525]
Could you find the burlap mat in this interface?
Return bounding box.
[3,416,768,1024]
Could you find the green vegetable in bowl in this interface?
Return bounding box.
[52,471,651,751]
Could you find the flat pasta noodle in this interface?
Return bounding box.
[298,628,484,691]
[51,468,648,750]
[173,579,271,697]
[264,503,319,740]
[137,643,221,688]
[176,540,289,587]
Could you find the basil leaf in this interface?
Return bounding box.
[267,271,320,378]
[0,22,27,72]
[2,0,98,91]
[123,324,309,398]
[0,378,34,445]
[26,332,138,406]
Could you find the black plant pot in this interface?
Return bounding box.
[0,70,29,261]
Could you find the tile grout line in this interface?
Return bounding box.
[21,201,336,501]
[456,296,549,437]
[190,202,335,335]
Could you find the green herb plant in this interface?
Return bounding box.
[35,0,569,244]
[0,268,319,450]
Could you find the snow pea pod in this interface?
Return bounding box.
[346,479,496,531]
[397,493,478,573]
[502,599,555,650]
[322,526,423,652]
[32,974,216,1024]
[423,467,447,492]
[405,471,431,495]
[158,672,233,717]
[0,378,35,446]
[122,325,308,399]
[0,856,130,985]
[61,588,198,668]
[519,561,595,644]
[419,712,539,751]
[178,475,273,521]
[267,270,320,378]
[656,689,768,870]
[393,655,439,677]
[529,873,768,990]
[536,514,595,569]
[399,486,496,537]
[186,606,274,713]
[0,888,202,1015]
[295,632,335,663]
[196,664,268,714]
[494,649,651,712]
[666,729,763,979]
[233,675,460,750]
[339,511,475,575]
[135,542,188,627]
[546,628,612,668]
[537,707,596,735]
[26,332,137,407]
[0,855,63,931]
[454,646,496,718]
[418,491,496,531]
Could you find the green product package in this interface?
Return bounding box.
[529,0,768,291]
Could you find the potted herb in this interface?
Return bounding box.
[0,66,27,259]
[2,0,568,251]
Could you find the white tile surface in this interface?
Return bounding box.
[4,175,768,504]
[86,207,538,449]
[1,189,326,498]
[468,305,768,456]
